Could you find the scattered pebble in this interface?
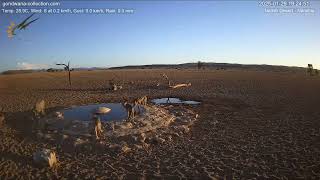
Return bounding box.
[33,149,57,168]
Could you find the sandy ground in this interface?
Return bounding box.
[0,69,320,179]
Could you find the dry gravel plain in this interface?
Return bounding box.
[0,69,320,179]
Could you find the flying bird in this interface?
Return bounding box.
[19,18,39,30]
[7,13,39,38]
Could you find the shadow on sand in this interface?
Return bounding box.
[4,106,64,135]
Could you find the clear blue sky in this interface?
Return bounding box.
[0,1,319,72]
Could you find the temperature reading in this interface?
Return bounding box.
[15,9,30,14]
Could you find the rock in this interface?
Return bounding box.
[149,136,166,145]
[33,149,57,168]
[157,137,166,144]
[121,122,133,129]
[43,133,54,141]
[58,134,69,142]
[175,117,191,124]
[147,136,157,145]
[179,125,190,133]
[121,145,131,153]
[111,84,117,91]
[105,123,115,131]
[132,135,139,142]
[109,144,121,150]
[36,131,44,139]
[96,107,111,114]
[172,132,180,137]
[111,84,122,91]
[142,142,150,149]
[212,120,219,126]
[138,133,146,143]
[57,134,69,145]
[73,138,87,148]
[95,141,107,149]
[140,121,152,127]
[73,138,91,151]
[134,144,143,150]
[195,114,199,118]
[55,112,64,119]
[177,112,184,116]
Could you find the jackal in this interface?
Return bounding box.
[122,102,135,120]
[32,100,46,130]
[134,96,147,115]
[134,96,148,106]
[93,116,103,140]
[33,100,45,118]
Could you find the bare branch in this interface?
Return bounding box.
[56,63,68,67]
[56,61,72,86]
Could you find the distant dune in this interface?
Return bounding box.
[1,67,106,75]
[1,63,307,75]
[109,62,306,73]
[1,69,40,75]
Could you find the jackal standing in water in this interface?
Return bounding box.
[32,100,46,130]
[33,100,45,118]
[134,96,148,115]
[122,102,135,120]
[134,96,147,106]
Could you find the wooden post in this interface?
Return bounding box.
[68,61,71,86]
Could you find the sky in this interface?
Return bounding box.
[0,0,319,72]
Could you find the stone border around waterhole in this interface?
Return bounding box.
[36,104,199,153]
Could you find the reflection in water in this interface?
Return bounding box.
[151,98,201,105]
[62,103,128,122]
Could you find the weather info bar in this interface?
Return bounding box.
[1,1,135,15]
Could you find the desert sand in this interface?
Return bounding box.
[0,69,320,179]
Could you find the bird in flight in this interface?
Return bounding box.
[7,13,39,38]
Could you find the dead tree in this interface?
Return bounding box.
[197,61,203,70]
[56,61,72,86]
